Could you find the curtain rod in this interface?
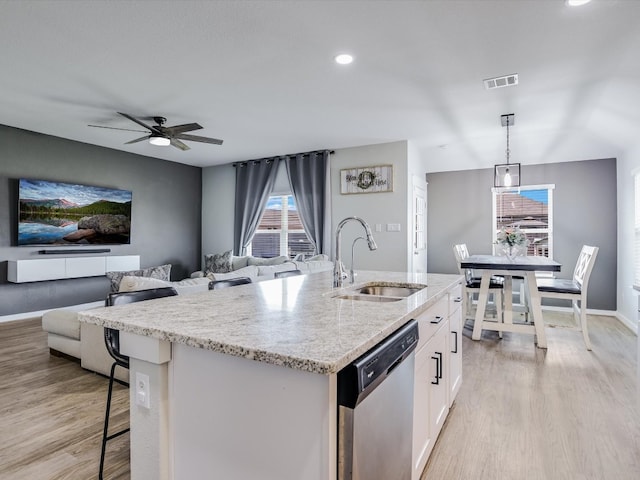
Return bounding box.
[232,149,334,167]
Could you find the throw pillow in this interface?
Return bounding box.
[204,250,233,274]
[118,276,171,292]
[247,255,289,266]
[106,264,172,293]
[231,255,250,270]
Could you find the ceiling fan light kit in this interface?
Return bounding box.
[149,135,170,146]
[88,112,223,151]
[494,113,520,188]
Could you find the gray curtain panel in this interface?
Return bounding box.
[233,158,280,255]
[284,150,329,254]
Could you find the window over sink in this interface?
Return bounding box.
[247,195,315,258]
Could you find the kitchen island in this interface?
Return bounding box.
[79,270,462,480]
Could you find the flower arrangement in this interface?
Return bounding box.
[496,226,527,247]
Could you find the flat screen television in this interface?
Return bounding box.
[18,178,132,246]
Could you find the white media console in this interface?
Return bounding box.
[7,255,140,283]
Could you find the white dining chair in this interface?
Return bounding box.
[453,244,504,336]
[536,245,599,350]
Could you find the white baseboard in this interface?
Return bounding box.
[615,311,638,335]
[541,305,637,335]
[0,301,103,324]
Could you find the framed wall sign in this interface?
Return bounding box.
[340,165,394,194]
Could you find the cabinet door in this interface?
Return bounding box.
[428,324,449,440]
[412,321,450,480]
[448,288,463,408]
[412,344,433,480]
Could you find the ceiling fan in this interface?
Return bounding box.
[89,112,223,151]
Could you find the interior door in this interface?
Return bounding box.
[411,175,428,274]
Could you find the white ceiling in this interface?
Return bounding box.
[2,0,639,172]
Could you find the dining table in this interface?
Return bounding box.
[460,254,561,348]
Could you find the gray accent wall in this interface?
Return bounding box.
[0,124,202,316]
[201,163,235,263]
[427,158,617,311]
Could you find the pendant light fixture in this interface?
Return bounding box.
[494,113,520,188]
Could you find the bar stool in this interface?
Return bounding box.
[99,286,178,480]
[208,277,252,289]
[274,270,303,278]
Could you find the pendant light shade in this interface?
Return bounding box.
[494,113,520,188]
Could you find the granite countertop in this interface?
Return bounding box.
[78,270,462,375]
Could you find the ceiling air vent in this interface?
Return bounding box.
[484,73,519,90]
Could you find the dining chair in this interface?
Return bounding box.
[274,269,303,279]
[208,277,252,290]
[452,244,504,336]
[536,245,599,350]
[99,286,179,480]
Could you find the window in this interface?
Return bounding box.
[248,195,315,258]
[492,185,554,258]
[634,173,640,288]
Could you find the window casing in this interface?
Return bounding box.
[247,195,315,258]
[492,185,555,259]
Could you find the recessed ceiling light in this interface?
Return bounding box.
[334,53,354,65]
[566,0,592,6]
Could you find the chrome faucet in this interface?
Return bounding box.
[350,237,366,284]
[334,216,378,287]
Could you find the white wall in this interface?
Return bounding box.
[407,141,426,271]
[202,141,413,273]
[616,149,640,332]
[330,141,410,272]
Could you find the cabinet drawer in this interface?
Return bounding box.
[449,284,463,316]
[415,296,448,350]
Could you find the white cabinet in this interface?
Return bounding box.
[428,323,450,438]
[412,340,434,478]
[7,255,140,282]
[412,282,463,480]
[448,285,463,406]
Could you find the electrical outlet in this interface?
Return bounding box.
[136,372,151,409]
[387,223,401,232]
[375,223,382,232]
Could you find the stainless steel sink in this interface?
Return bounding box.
[357,285,423,297]
[332,282,426,302]
[334,294,403,303]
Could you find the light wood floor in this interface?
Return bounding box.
[422,311,640,480]
[1,313,638,479]
[0,318,130,480]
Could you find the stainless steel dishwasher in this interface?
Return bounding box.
[337,319,419,480]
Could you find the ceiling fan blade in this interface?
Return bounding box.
[176,133,224,145]
[124,135,150,145]
[164,123,203,135]
[170,138,190,151]
[117,112,160,133]
[88,124,148,133]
